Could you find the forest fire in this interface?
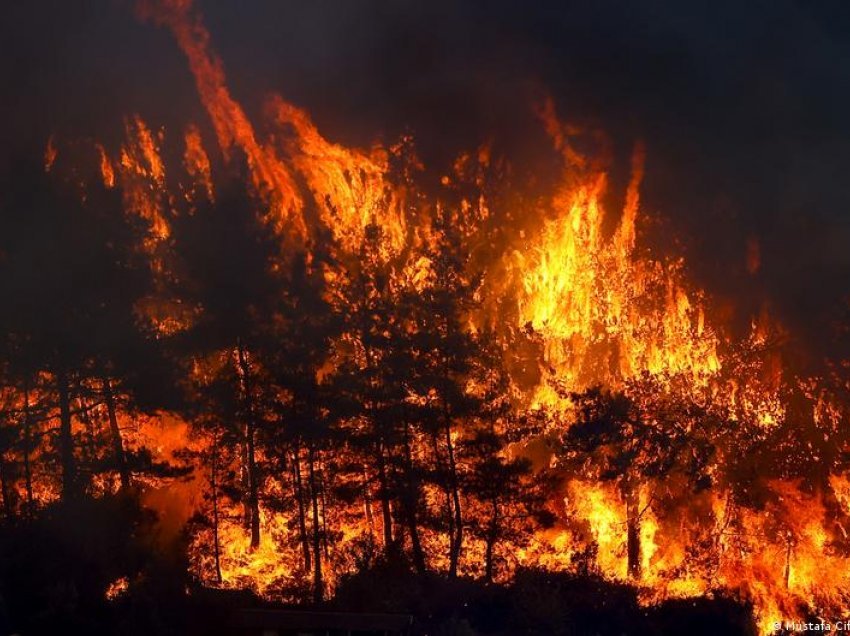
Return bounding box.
[2,1,850,635]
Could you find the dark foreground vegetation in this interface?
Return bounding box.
[0,496,756,636]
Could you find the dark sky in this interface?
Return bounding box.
[3,0,850,355]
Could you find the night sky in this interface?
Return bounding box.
[3,0,850,358]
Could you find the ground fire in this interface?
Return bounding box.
[0,1,849,635]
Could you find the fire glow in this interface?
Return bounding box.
[5,1,850,635]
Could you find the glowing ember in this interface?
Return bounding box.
[105,576,129,601]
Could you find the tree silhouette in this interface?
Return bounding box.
[328,222,415,566]
[459,332,554,581]
[558,377,718,579]
[167,170,284,549]
[262,250,340,602]
[0,153,157,501]
[407,208,487,577]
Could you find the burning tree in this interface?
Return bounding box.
[555,377,718,581]
[459,331,556,582]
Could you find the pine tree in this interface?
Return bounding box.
[262,251,340,602]
[167,171,283,549]
[0,153,158,501]
[558,377,718,580]
[408,207,486,577]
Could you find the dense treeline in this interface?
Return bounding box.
[0,152,557,607]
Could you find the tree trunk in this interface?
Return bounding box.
[404,500,426,575]
[484,500,499,583]
[439,349,464,578]
[484,415,501,583]
[22,382,34,518]
[56,366,77,501]
[402,421,426,575]
[623,481,641,580]
[784,532,793,589]
[292,443,311,572]
[430,430,455,573]
[363,336,395,557]
[307,445,324,603]
[102,377,130,491]
[76,394,97,466]
[444,422,463,578]
[318,464,330,560]
[0,456,13,519]
[236,341,261,549]
[375,443,394,555]
[210,429,223,584]
[361,464,375,536]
